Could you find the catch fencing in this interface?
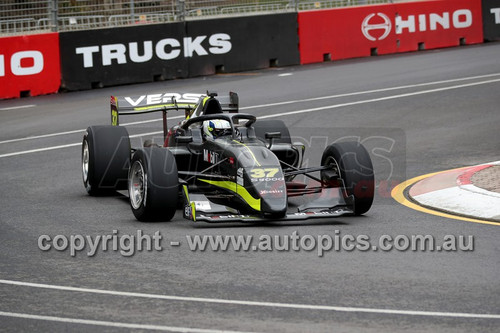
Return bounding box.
[0,0,391,36]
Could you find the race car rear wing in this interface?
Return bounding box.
[110,91,239,126]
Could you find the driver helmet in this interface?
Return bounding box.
[203,119,231,140]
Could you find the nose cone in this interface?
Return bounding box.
[245,169,287,218]
[235,145,288,217]
[260,190,287,218]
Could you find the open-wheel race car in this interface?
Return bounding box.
[81,91,374,222]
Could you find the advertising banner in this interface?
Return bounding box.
[482,0,500,41]
[298,0,483,64]
[59,14,300,91]
[186,13,300,76]
[0,33,60,99]
[59,23,187,91]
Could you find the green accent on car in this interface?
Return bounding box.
[111,109,118,126]
[198,179,261,211]
[231,140,262,167]
[182,184,190,202]
[191,202,196,221]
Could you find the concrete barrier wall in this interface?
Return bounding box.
[0,0,496,99]
[482,0,500,41]
[298,0,483,64]
[59,23,188,91]
[59,13,299,91]
[0,33,60,99]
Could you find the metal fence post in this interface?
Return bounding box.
[130,0,135,24]
[50,0,58,32]
[176,0,185,22]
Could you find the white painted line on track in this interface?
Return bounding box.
[0,131,164,158]
[0,311,254,333]
[242,72,500,110]
[0,279,499,319]
[129,131,163,138]
[0,129,86,144]
[0,143,81,158]
[1,76,499,159]
[0,105,36,111]
[0,115,184,145]
[258,78,500,119]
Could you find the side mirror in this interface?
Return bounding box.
[265,132,281,139]
[265,132,281,149]
[175,136,193,143]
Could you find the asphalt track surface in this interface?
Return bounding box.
[1,43,499,332]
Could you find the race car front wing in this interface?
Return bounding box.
[182,186,355,223]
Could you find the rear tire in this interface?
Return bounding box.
[82,126,130,196]
[321,141,374,215]
[128,148,178,222]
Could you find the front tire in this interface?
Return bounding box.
[128,148,178,222]
[82,126,130,196]
[321,141,374,215]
